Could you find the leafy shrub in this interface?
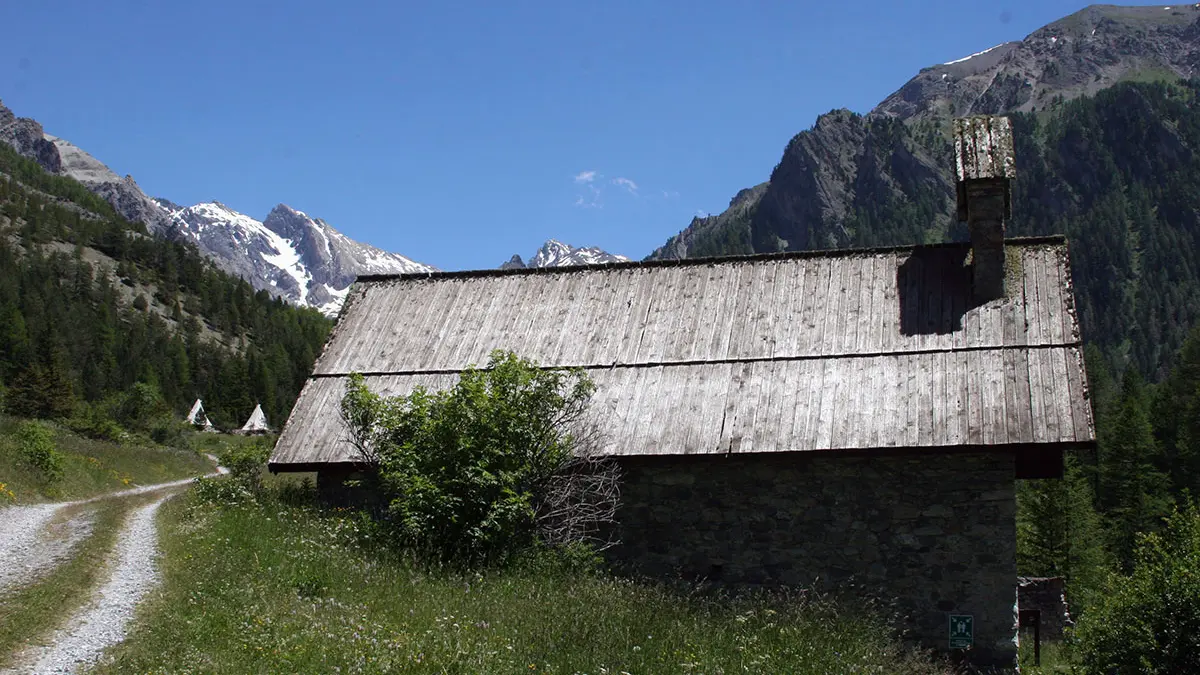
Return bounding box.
[192,440,272,507]
[340,350,617,565]
[115,382,171,432]
[1074,503,1200,673]
[149,418,193,447]
[193,475,255,505]
[66,401,128,442]
[218,439,273,494]
[16,420,64,483]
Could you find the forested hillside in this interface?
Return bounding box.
[0,142,332,432]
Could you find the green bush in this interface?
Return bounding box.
[217,439,272,494]
[16,420,64,483]
[340,350,613,565]
[1074,504,1200,673]
[193,475,255,505]
[115,382,171,432]
[66,401,128,442]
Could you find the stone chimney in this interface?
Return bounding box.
[954,116,1015,303]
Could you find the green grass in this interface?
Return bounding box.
[1018,639,1074,673]
[0,416,214,503]
[1117,67,1182,86]
[189,432,274,459]
[0,493,152,667]
[97,494,949,675]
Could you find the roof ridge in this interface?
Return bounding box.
[356,235,1069,283]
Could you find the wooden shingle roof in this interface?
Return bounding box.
[270,237,1095,470]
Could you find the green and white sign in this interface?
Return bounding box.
[949,614,974,649]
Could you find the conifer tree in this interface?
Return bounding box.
[1099,372,1173,569]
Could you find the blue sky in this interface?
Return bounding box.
[0,1,1156,270]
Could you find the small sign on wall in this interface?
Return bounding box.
[949,614,974,649]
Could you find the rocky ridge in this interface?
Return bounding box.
[651,3,1200,260]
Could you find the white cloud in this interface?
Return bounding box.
[612,177,638,195]
[574,170,598,184]
[662,190,679,199]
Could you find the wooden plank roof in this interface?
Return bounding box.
[270,237,1096,468]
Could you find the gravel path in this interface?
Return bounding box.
[4,497,172,675]
[0,504,63,592]
[0,458,229,674]
[0,507,96,594]
[0,463,224,595]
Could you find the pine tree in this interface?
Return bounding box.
[1016,456,1110,612]
[1099,371,1173,569]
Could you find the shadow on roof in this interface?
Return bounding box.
[897,246,978,336]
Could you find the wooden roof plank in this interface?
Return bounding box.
[544,272,585,365]
[734,262,773,360]
[951,349,972,448]
[773,259,802,358]
[1027,248,1048,347]
[799,257,832,358]
[837,255,863,355]
[710,264,746,361]
[853,255,875,355]
[815,357,840,450]
[1050,344,1073,443]
[671,265,710,363]
[693,264,729,361]
[1043,249,1066,346]
[616,270,657,365]
[1027,346,1048,444]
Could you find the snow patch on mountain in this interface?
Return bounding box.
[255,221,312,305]
[159,201,432,316]
[943,43,1006,66]
[502,240,628,269]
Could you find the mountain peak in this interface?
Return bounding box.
[504,240,628,269]
[269,203,308,218]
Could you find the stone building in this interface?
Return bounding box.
[269,117,1095,669]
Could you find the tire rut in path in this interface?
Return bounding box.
[0,463,225,595]
[2,495,174,675]
[0,506,96,594]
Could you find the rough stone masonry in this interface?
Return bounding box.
[610,451,1018,666]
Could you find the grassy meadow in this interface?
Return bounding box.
[0,415,215,503]
[1018,639,1073,674]
[95,488,951,675]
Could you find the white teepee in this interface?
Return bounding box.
[237,403,272,435]
[186,399,216,432]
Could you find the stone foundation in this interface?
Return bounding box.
[609,451,1018,668]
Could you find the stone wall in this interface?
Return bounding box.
[610,451,1018,668]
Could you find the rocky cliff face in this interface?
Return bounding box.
[159,201,432,315]
[502,240,628,269]
[651,3,1200,260]
[0,105,60,173]
[876,4,1200,122]
[0,99,432,316]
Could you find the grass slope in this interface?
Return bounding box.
[0,416,213,503]
[97,493,947,675]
